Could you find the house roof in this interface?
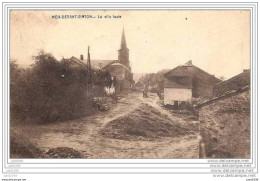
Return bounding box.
[214,69,250,97]
[215,70,250,87]
[195,86,250,109]
[164,65,193,78]
[85,59,117,69]
[67,56,131,74]
[68,56,100,71]
[164,76,193,89]
[164,61,221,83]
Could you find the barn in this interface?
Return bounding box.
[163,61,221,105]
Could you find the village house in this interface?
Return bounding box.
[67,29,134,94]
[163,60,221,105]
[196,70,250,158]
[214,69,250,96]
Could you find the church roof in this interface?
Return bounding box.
[84,59,117,69]
[109,62,130,71]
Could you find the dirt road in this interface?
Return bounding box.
[14,92,199,158]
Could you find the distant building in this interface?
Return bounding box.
[163,60,221,105]
[67,28,134,94]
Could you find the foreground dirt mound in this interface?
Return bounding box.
[10,129,42,158]
[10,129,84,158]
[45,147,84,158]
[101,104,193,141]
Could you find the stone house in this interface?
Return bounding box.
[163,61,221,105]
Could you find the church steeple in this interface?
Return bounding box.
[120,28,127,49]
[118,28,130,69]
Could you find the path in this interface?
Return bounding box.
[14,92,199,158]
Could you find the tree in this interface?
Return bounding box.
[10,51,114,123]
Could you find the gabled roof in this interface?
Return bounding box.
[214,69,250,96]
[164,65,193,78]
[85,59,117,69]
[164,76,193,89]
[195,86,250,109]
[69,56,87,67]
[215,70,250,87]
[68,56,100,71]
[164,61,221,83]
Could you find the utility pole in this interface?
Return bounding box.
[87,46,93,96]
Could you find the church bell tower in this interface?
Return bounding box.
[118,28,130,69]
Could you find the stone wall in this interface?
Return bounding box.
[198,88,250,158]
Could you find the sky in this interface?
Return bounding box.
[10,10,250,79]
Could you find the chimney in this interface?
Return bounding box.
[185,60,192,66]
[80,54,84,61]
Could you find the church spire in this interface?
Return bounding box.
[120,28,127,49]
[118,28,130,69]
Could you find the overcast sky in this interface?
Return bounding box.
[10,10,250,79]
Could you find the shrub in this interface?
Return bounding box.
[10,51,111,124]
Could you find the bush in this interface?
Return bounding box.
[10,51,112,124]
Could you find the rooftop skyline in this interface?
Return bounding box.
[10,10,250,79]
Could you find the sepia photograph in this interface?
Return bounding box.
[9,9,250,160]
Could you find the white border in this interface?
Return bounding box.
[1,2,258,176]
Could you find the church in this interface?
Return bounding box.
[67,29,134,94]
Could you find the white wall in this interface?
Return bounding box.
[105,82,115,95]
[164,88,192,105]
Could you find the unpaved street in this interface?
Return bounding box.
[14,92,199,158]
